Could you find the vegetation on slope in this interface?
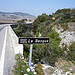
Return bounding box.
[14,8,75,70]
[12,54,33,75]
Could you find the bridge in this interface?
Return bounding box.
[0,24,24,75]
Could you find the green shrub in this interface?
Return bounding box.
[12,54,33,75]
[36,31,39,37]
[61,23,68,31]
[67,42,75,61]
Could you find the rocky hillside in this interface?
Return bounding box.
[31,8,75,47]
[52,9,75,46]
[30,8,75,75]
[53,23,75,47]
[13,8,75,75]
[0,12,35,23]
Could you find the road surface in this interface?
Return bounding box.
[0,24,15,75]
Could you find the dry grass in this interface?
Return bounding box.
[55,58,75,74]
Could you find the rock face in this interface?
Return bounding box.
[59,31,75,47]
[54,23,75,47]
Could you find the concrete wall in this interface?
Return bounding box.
[8,25,23,55]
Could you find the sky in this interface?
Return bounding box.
[0,0,75,16]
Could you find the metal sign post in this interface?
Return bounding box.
[29,44,33,69]
[19,37,49,70]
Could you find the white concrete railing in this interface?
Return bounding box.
[8,25,23,55]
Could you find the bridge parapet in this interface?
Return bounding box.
[8,25,23,55]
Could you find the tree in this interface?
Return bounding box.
[32,29,62,66]
[30,13,50,34]
[32,44,45,62]
[14,19,28,37]
[67,42,75,61]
